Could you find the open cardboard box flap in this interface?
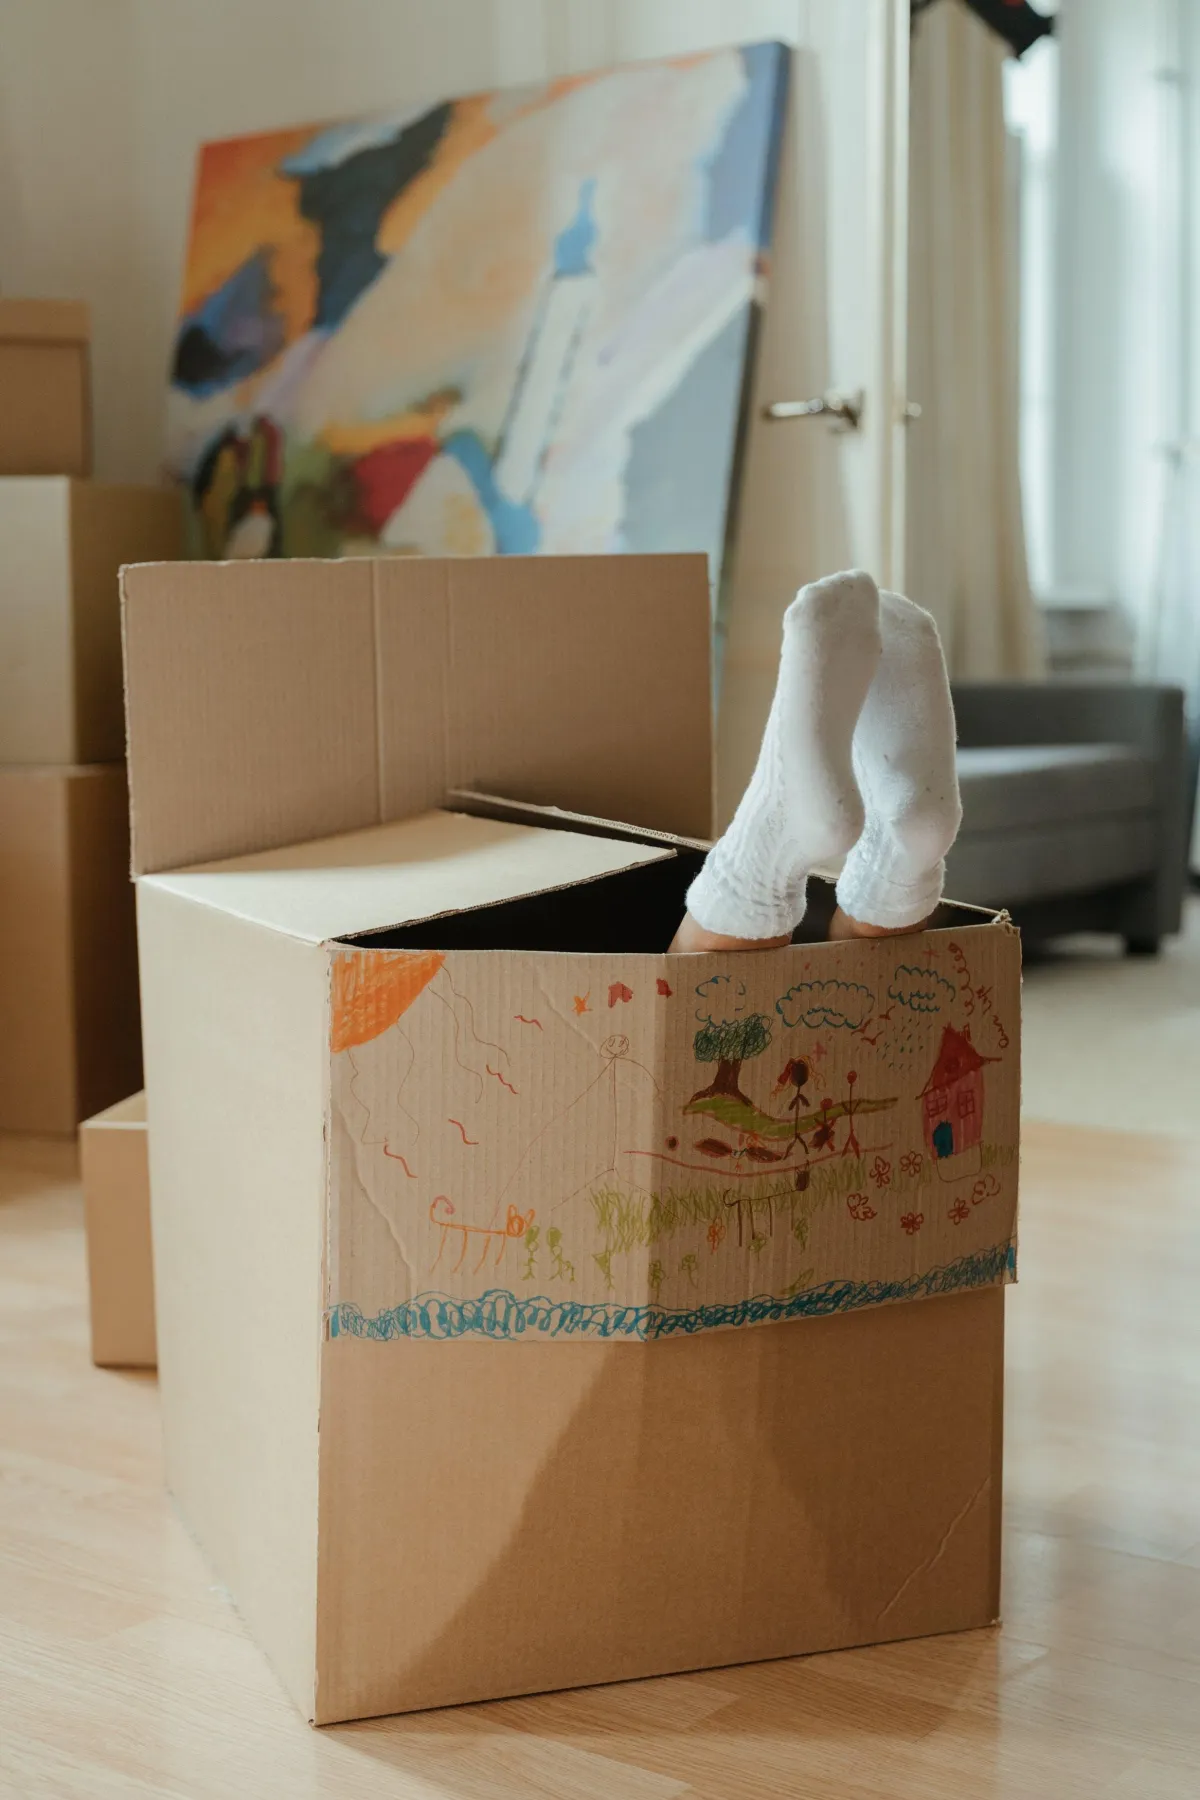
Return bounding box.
[150,807,681,944]
[121,554,713,877]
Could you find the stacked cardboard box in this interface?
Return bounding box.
[80,1092,155,1367]
[0,301,181,1132]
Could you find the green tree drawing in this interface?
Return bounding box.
[690,1011,773,1106]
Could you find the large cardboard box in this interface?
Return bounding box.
[80,1091,155,1368]
[123,555,1020,1726]
[0,765,141,1134]
[0,478,181,764]
[0,299,91,477]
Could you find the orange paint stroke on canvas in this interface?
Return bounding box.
[376,95,500,257]
[182,127,320,346]
[331,950,445,1052]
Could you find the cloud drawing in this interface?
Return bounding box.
[776,979,875,1032]
[695,973,749,1026]
[888,966,956,1015]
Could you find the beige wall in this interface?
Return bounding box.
[0,0,142,480]
[0,0,800,484]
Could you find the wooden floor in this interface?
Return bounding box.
[2,1122,1199,1798]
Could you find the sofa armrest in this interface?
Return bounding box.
[951,680,1189,939]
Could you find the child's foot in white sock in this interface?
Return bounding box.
[672,571,882,951]
[833,588,961,935]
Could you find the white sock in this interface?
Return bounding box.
[686,570,882,940]
[835,589,962,929]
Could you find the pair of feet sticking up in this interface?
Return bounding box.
[672,570,961,953]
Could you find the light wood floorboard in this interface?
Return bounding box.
[1,1121,1198,1797]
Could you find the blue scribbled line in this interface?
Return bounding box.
[326,1240,1016,1343]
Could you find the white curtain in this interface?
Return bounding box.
[906,0,1045,677]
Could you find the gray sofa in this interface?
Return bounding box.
[946,683,1189,952]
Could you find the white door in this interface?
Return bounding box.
[494,0,910,821]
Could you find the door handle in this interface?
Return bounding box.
[762,389,864,433]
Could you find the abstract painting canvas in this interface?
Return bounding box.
[166,45,789,611]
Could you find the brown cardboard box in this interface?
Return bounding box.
[123,555,1020,1726]
[0,765,141,1134]
[80,1091,155,1368]
[0,478,181,764]
[0,299,91,477]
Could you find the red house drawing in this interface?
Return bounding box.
[919,1025,997,1180]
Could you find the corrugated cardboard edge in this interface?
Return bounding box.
[448,788,712,853]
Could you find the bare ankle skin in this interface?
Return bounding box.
[827,905,933,940]
[670,907,934,951]
[669,912,791,953]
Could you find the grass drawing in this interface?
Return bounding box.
[683,1091,896,1141]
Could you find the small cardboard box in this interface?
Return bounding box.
[124,555,1020,1726]
[81,1091,155,1368]
[0,299,91,477]
[0,478,181,764]
[0,765,142,1134]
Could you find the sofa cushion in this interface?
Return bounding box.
[955,743,1156,834]
[945,817,1158,908]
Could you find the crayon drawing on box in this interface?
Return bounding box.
[325,928,1020,1343]
[167,45,789,617]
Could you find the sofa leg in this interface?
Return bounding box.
[1124,934,1162,957]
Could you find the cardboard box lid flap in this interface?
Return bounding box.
[122,555,714,877]
[449,788,712,852]
[144,809,677,944]
[450,788,1011,929]
[0,298,90,345]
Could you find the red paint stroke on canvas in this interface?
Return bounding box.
[382,1146,417,1178]
[488,1065,519,1095]
[448,1119,479,1145]
[656,978,673,997]
[608,982,634,1007]
[513,1015,543,1029]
